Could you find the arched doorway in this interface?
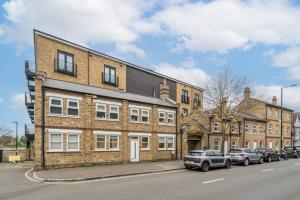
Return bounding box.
[188,135,202,152]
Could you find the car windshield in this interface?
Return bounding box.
[189,152,203,156]
[230,149,242,153]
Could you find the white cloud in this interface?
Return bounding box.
[154,58,210,87]
[0,0,159,58]
[254,85,300,111]
[271,46,300,79]
[10,93,25,109]
[153,0,300,53]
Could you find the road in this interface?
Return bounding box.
[1,159,300,200]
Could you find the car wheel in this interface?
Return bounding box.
[225,160,231,169]
[201,162,210,172]
[259,157,264,164]
[268,157,272,163]
[243,158,249,166]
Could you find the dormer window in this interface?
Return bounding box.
[56,51,75,75]
[103,65,117,86]
[181,90,189,104]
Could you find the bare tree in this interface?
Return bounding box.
[204,68,248,153]
[0,125,13,146]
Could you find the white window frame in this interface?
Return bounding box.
[268,124,272,134]
[252,125,257,134]
[141,136,150,150]
[231,124,236,134]
[130,108,139,122]
[213,140,220,150]
[95,134,106,151]
[49,97,63,116]
[231,141,237,149]
[141,109,150,123]
[167,113,175,125]
[259,126,264,134]
[245,141,249,149]
[109,105,119,121]
[275,124,279,134]
[49,132,63,152]
[96,103,106,120]
[158,136,166,150]
[245,124,250,134]
[213,122,220,132]
[259,141,264,149]
[67,99,80,117]
[167,136,175,150]
[67,133,80,151]
[109,135,120,151]
[158,112,166,124]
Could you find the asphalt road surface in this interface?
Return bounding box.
[1,159,300,200]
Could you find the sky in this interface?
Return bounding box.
[0,0,300,136]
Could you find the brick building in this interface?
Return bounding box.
[25,30,203,169]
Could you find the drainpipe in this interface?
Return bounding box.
[41,85,46,169]
[243,119,246,148]
[175,109,178,160]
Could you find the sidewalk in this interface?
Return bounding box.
[35,160,184,182]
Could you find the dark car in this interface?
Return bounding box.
[284,147,300,158]
[256,148,281,162]
[277,150,289,160]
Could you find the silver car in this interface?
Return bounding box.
[184,150,232,172]
[227,148,264,166]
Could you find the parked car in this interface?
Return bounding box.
[284,146,300,158]
[277,149,289,160]
[184,150,232,172]
[227,148,264,166]
[256,148,281,162]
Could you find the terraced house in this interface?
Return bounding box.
[25,30,203,169]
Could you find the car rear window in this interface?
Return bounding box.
[189,152,203,156]
[230,149,242,153]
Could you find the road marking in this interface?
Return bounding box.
[24,168,42,183]
[262,168,274,172]
[294,163,300,165]
[202,178,224,184]
[14,163,22,168]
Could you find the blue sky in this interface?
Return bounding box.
[0,0,300,135]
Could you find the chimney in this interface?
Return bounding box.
[244,87,251,99]
[160,79,169,100]
[272,96,277,105]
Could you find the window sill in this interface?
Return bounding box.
[94,149,120,152]
[95,118,120,122]
[158,149,175,151]
[130,121,151,124]
[48,114,81,119]
[66,150,81,152]
[47,150,64,153]
[158,123,175,126]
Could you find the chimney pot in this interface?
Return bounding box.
[272,96,277,105]
[244,87,251,99]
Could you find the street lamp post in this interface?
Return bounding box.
[280,84,296,155]
[12,121,18,155]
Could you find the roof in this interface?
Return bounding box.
[239,112,266,122]
[43,79,177,108]
[34,29,203,91]
[249,98,294,112]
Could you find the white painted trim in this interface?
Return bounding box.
[130,107,140,122]
[129,105,152,110]
[48,132,63,151]
[46,92,82,100]
[109,104,119,121]
[157,134,176,137]
[47,129,82,134]
[93,131,122,135]
[67,99,80,117]
[93,99,121,106]
[128,132,151,137]
[157,108,175,113]
[95,134,106,151]
[49,97,63,116]
[66,133,80,151]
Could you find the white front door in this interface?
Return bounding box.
[224,140,228,153]
[130,138,139,162]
